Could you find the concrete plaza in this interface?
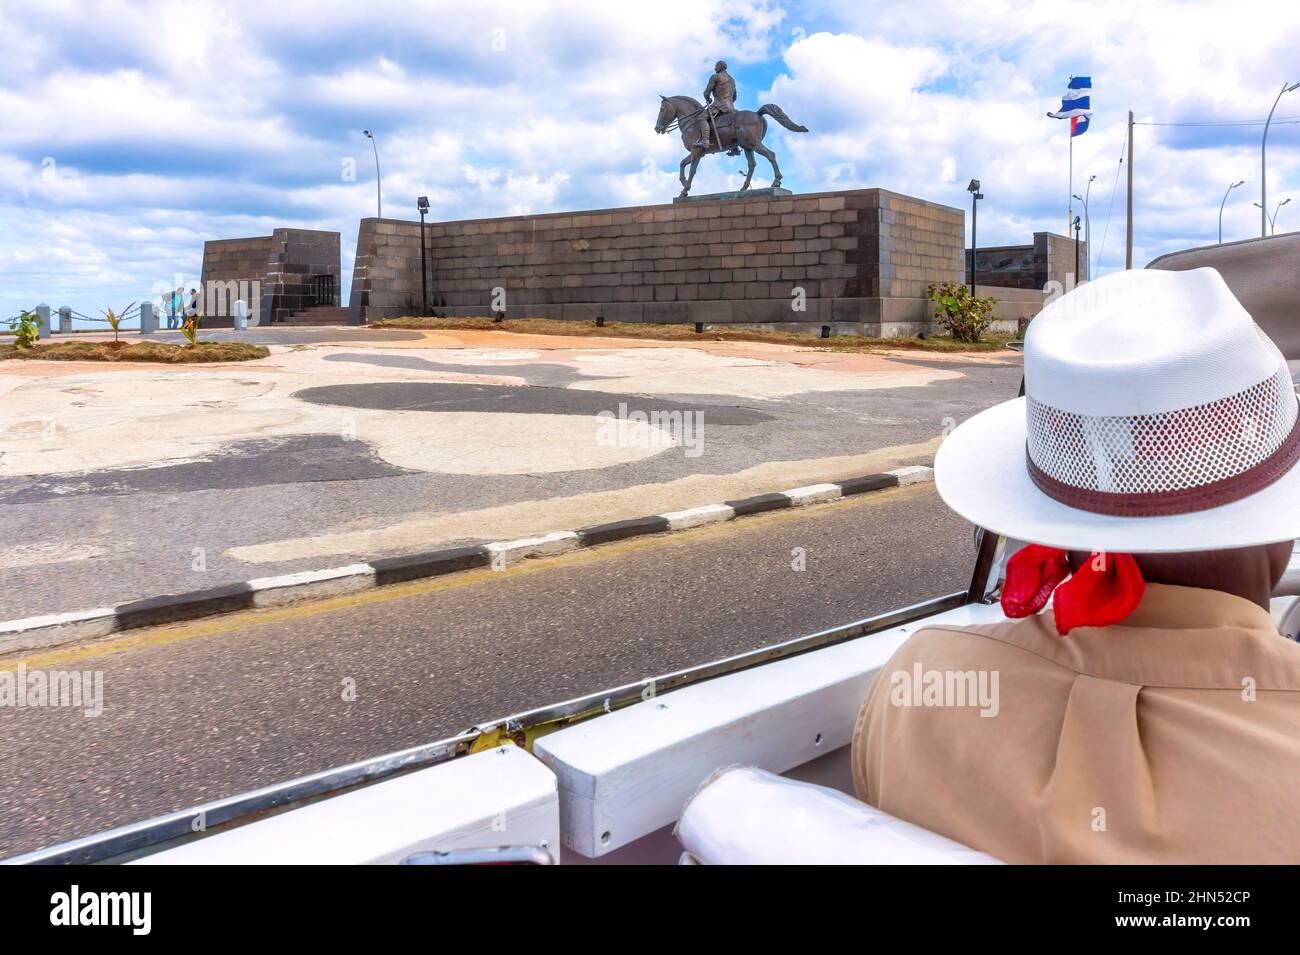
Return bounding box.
[0,326,1021,620]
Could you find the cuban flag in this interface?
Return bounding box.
[1048,76,1092,125]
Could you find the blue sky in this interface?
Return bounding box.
[2,0,1298,321]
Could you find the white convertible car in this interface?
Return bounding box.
[11,234,1300,866]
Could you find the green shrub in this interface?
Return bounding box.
[927,282,998,343]
[6,310,40,349]
[181,311,203,346]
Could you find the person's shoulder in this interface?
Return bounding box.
[885,614,1068,672]
[907,614,1059,647]
[857,615,1073,737]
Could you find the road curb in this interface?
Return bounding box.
[0,466,934,657]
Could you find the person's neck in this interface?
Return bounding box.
[1068,548,1280,612]
[1134,568,1272,611]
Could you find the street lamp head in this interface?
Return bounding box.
[1282,198,1293,208]
[1287,82,1300,93]
[967,179,981,194]
[1072,193,1083,201]
[1232,180,1246,188]
[363,129,373,139]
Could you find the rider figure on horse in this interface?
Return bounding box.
[697,60,741,156]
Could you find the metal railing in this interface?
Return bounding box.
[64,304,142,328]
[1,307,41,338]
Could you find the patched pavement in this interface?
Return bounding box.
[0,326,1020,619]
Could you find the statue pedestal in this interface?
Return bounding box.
[673,186,792,204]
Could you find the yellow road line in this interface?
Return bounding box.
[1,483,926,672]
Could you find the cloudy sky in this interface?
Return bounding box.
[2,0,1298,320]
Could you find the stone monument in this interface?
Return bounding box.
[344,62,1047,336]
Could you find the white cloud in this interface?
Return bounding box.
[1,0,1299,319]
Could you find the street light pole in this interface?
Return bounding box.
[1261,82,1299,237]
[1072,174,1095,280]
[967,179,983,295]
[1073,215,1082,280]
[363,129,383,219]
[1219,180,1246,243]
[1256,197,1292,235]
[1084,174,1094,279]
[417,196,430,316]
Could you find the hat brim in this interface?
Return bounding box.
[935,397,1300,554]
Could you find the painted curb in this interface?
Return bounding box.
[0,466,933,656]
[486,531,581,568]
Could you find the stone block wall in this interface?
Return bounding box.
[1034,231,1086,288]
[966,232,1086,290]
[200,228,340,326]
[977,284,1049,329]
[199,236,272,326]
[349,188,980,335]
[201,236,272,284]
[259,229,341,324]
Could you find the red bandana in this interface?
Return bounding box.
[1000,544,1146,635]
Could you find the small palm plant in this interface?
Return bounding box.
[102,302,136,344]
[181,312,203,347]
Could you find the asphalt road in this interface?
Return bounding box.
[0,482,973,858]
[0,340,1019,620]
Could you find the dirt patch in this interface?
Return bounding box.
[371,316,1015,353]
[0,341,270,363]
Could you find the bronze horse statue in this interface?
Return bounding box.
[654,95,808,198]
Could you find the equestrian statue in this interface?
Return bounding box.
[654,60,809,198]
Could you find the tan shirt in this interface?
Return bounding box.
[851,584,1300,863]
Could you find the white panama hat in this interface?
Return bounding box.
[936,267,1300,553]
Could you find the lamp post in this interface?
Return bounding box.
[1219,180,1246,243]
[1261,82,1299,237]
[1073,215,1082,280]
[417,195,430,316]
[966,179,983,295]
[363,129,383,218]
[1254,197,1292,235]
[1072,174,1095,280]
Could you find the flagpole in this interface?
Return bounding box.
[1069,127,1074,243]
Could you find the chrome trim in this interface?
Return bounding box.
[9,592,963,865]
[401,845,553,866]
[966,528,1002,604]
